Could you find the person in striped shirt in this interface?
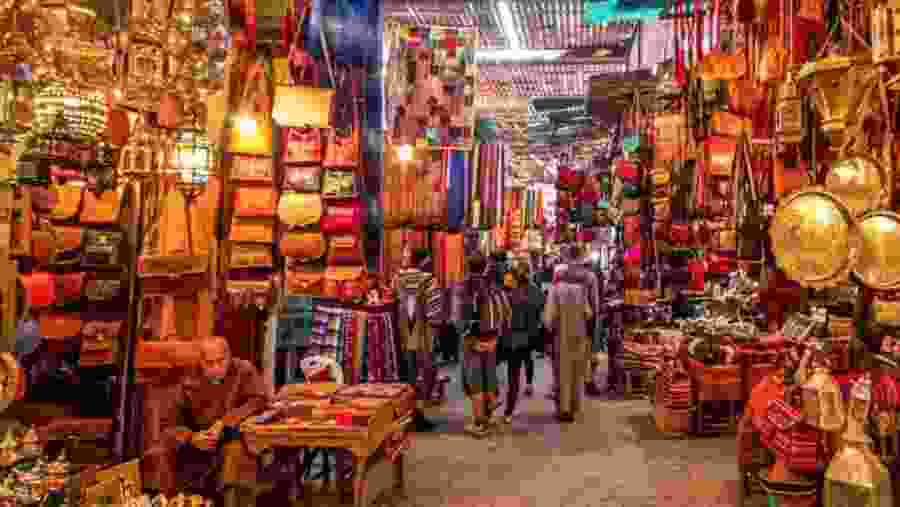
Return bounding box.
[393,247,445,431]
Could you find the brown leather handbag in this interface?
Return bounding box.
[280,231,326,262]
[229,219,275,243]
[283,165,322,192]
[711,112,752,138]
[79,187,126,225]
[705,137,737,177]
[50,183,84,222]
[230,156,274,183]
[229,243,274,269]
[326,235,364,266]
[233,186,278,218]
[277,192,323,228]
[282,128,323,164]
[39,312,83,340]
[79,321,124,367]
[323,266,367,303]
[51,225,83,266]
[286,269,325,296]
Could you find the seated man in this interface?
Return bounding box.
[143,337,269,505]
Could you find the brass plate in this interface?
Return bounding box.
[825,156,888,217]
[853,211,900,290]
[770,189,860,289]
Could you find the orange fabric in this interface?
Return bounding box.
[748,376,785,422]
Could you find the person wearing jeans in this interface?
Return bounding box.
[501,265,544,423]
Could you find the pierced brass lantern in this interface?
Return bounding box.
[824,374,893,507]
[118,113,158,178]
[798,56,876,144]
[776,72,803,144]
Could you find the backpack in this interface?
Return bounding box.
[470,283,510,337]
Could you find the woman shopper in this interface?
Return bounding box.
[500,265,544,423]
[462,254,511,437]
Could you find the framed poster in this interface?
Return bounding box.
[386,23,479,151]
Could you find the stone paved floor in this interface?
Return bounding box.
[342,357,766,507]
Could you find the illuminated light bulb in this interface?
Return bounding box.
[238,116,257,136]
[397,144,413,162]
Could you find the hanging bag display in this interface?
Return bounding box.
[273,4,336,128]
[228,61,274,156]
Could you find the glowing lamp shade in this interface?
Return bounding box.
[397,144,414,162]
[173,128,211,199]
[238,116,258,136]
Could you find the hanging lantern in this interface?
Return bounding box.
[824,374,893,507]
[798,56,875,144]
[117,113,160,178]
[872,1,900,64]
[120,0,167,110]
[169,122,211,200]
[776,72,804,144]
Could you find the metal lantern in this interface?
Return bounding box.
[798,56,875,143]
[872,1,900,64]
[119,0,167,110]
[170,124,210,200]
[776,72,803,144]
[117,113,158,178]
[825,375,893,507]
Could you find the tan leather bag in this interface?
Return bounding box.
[277,192,323,228]
[280,231,326,262]
[79,187,126,225]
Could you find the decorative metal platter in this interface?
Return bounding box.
[770,189,860,289]
[853,211,900,290]
[824,155,888,217]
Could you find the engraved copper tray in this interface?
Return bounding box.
[824,156,888,217]
[770,189,860,289]
[853,211,900,290]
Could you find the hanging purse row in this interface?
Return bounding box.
[20,270,126,309]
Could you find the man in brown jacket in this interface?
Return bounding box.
[142,337,269,505]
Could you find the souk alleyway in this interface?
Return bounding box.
[309,357,762,507]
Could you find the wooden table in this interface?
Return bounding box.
[240,407,412,507]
